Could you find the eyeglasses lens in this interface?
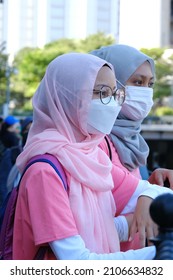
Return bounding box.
[99,85,125,105]
[100,86,112,104]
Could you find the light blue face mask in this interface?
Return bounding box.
[121,86,153,121]
[87,97,122,134]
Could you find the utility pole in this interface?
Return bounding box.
[3,65,11,117]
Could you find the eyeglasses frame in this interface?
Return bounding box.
[93,82,126,105]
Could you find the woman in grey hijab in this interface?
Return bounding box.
[91,44,155,174]
[91,44,173,187]
[91,44,173,252]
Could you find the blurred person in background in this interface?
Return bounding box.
[0,116,22,207]
[0,117,5,161]
[20,116,33,147]
[0,117,3,132]
[0,115,21,148]
[0,116,33,225]
[6,116,33,193]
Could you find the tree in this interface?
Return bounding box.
[4,38,173,114]
[10,33,115,113]
[5,34,173,115]
[140,48,173,100]
[0,52,8,113]
[78,32,115,53]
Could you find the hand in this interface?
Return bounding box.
[125,213,134,232]
[148,168,173,189]
[129,196,158,248]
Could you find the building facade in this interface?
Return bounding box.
[0,0,172,58]
[118,0,172,49]
[0,0,119,58]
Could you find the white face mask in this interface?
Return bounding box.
[87,97,121,134]
[120,86,153,121]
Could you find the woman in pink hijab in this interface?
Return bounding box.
[13,52,158,260]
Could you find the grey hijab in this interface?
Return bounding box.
[90,44,155,171]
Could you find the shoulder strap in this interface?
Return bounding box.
[104,136,112,161]
[23,154,68,259]
[20,154,67,191]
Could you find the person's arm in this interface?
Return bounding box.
[122,180,173,214]
[49,235,156,260]
[148,168,173,189]
[121,180,173,248]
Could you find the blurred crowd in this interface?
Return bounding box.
[0,115,33,207]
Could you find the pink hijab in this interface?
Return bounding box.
[17,53,120,253]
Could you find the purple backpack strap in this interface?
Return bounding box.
[26,154,67,191]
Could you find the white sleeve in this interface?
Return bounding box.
[49,235,156,260]
[114,216,129,241]
[121,180,173,214]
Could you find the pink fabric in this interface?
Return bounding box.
[13,163,78,259]
[120,234,141,251]
[99,137,140,215]
[99,137,141,251]
[16,53,120,254]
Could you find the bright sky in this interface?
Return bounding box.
[118,0,162,48]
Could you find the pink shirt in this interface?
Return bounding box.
[99,137,140,215]
[13,162,78,260]
[99,137,141,251]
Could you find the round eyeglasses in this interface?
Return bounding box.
[93,85,125,105]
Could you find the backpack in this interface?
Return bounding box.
[0,154,67,260]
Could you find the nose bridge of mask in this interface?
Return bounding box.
[91,96,119,107]
[125,86,153,102]
[91,96,109,105]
